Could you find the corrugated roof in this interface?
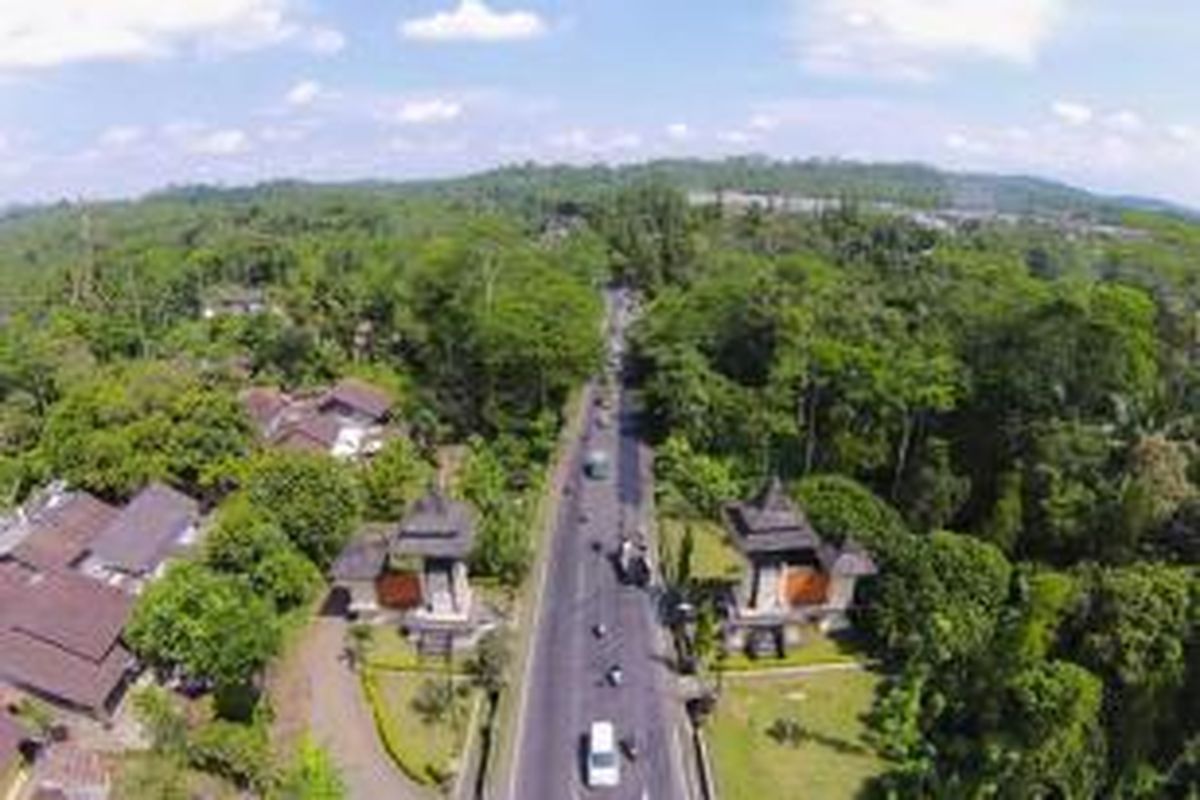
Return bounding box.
[88,483,199,575]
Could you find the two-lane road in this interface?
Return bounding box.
[512,289,686,800]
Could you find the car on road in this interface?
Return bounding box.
[617,538,651,586]
[587,721,621,788]
[584,449,611,479]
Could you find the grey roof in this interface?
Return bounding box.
[88,483,200,575]
[725,477,820,555]
[330,529,390,581]
[818,540,878,576]
[394,490,476,560]
[320,379,392,421]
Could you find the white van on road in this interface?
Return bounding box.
[587,720,621,788]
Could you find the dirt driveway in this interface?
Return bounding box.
[271,614,431,800]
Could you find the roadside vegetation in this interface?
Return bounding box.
[624,183,1200,797]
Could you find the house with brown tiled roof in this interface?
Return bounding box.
[270,412,343,454]
[1,489,118,574]
[241,377,395,461]
[723,477,877,655]
[239,386,289,438]
[319,378,393,423]
[0,562,136,717]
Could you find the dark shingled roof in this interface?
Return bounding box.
[10,492,118,572]
[88,483,199,575]
[725,477,820,555]
[0,563,135,713]
[320,379,392,421]
[394,490,476,559]
[330,529,390,582]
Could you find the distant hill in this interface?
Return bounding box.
[397,157,1198,222]
[4,156,1197,229]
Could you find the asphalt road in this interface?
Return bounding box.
[512,290,687,800]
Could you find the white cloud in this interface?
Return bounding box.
[387,134,468,155]
[549,128,643,155]
[665,123,691,141]
[286,79,322,107]
[609,133,642,150]
[943,130,992,155]
[98,125,144,148]
[304,26,346,55]
[1052,100,1093,126]
[400,1,547,43]
[799,0,1066,79]
[180,128,251,156]
[395,99,463,125]
[1105,110,1143,133]
[748,114,780,132]
[259,125,307,144]
[1167,124,1195,140]
[718,130,756,146]
[0,0,302,69]
[1004,125,1033,142]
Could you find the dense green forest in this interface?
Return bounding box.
[618,186,1200,797]
[1,162,1199,797]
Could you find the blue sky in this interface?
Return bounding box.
[2,1,1199,206]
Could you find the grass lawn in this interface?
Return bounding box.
[364,626,470,674]
[363,669,479,788]
[708,668,887,800]
[719,630,867,672]
[659,516,745,584]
